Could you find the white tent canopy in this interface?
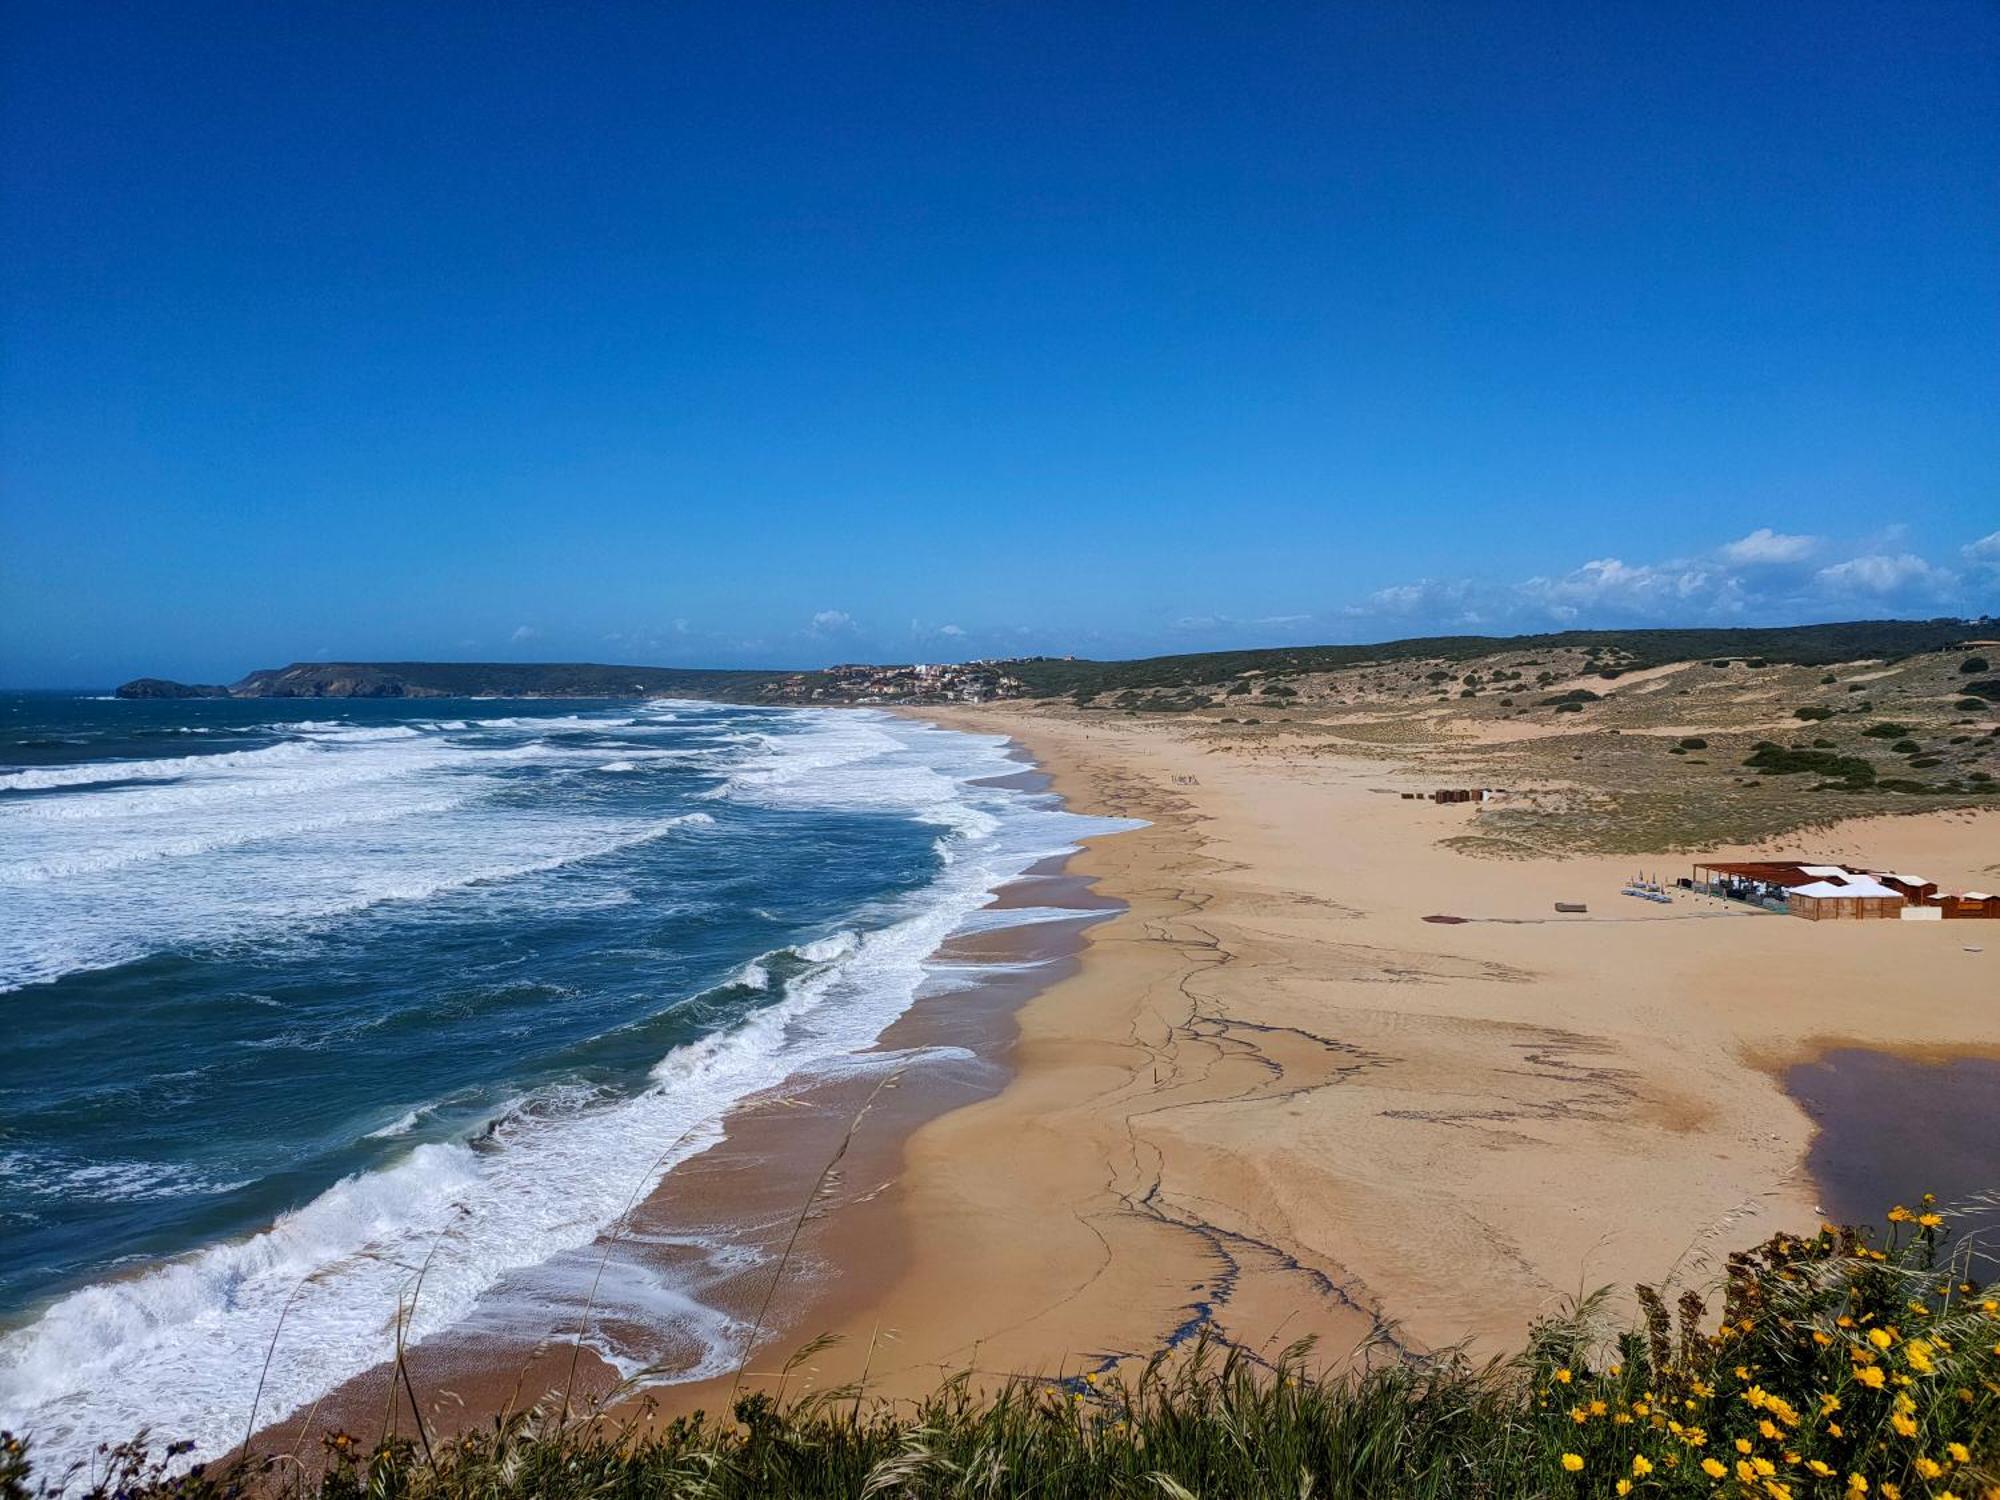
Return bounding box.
[1792,878,1901,900]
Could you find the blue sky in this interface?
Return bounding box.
[3,2,1996,685]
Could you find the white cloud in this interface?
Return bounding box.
[511,624,540,642]
[1318,527,1987,638]
[938,623,965,637]
[1719,528,1818,565]
[1811,553,1950,596]
[1963,530,2000,567]
[809,609,857,637]
[1344,579,1479,620]
[1518,558,1729,616]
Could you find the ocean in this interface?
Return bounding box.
[0,692,1133,1469]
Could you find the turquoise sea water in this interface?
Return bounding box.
[0,693,1131,1466]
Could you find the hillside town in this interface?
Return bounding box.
[762,659,1032,705]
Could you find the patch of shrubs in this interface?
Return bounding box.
[1862,723,1913,739]
[1792,706,1834,721]
[1743,743,1875,788]
[1539,689,1600,707]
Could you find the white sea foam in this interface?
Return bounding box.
[0,708,1141,1471]
[0,712,721,992]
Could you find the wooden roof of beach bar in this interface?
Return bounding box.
[1691,860,1857,888]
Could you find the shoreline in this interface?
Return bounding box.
[226,703,2000,1451]
[248,734,1128,1453]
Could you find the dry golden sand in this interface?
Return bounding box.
[698,704,1999,1405]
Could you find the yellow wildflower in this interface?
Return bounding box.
[1845,1476,1865,1494]
[1889,1411,1917,1438]
[1869,1328,1895,1349]
[1946,1442,1969,1463]
[1754,1455,1777,1477]
[1737,1438,1755,1454]
[1555,1368,1573,1384]
[1703,1457,1728,1479]
[1759,1418,1780,1440]
[1915,1457,1944,1480]
[1809,1460,1835,1477]
[1904,1340,1936,1374]
[1614,1484,1630,1497]
[1560,1452,1583,1472]
[1632,1455,1653,1476]
[1856,1365,1886,1389]
[1918,1213,1943,1229]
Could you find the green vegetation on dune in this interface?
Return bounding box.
[14,1207,1995,1500]
[1015,620,1984,699]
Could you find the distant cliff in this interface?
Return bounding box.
[113,677,234,699]
[116,662,793,702]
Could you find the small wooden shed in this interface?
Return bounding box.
[1941,891,2000,919]
[1879,874,1939,906]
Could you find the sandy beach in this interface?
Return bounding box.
[245,701,1999,1451]
[657,703,2000,1409]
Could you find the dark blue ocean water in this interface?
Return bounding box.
[0,692,1129,1464]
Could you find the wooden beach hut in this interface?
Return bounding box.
[1940,891,2000,919]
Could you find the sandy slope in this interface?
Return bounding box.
[726,705,1998,1400]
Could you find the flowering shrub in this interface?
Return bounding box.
[1530,1197,1997,1497]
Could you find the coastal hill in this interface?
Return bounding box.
[115,618,1989,705]
[117,661,794,701]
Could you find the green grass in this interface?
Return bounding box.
[12,1206,1996,1500]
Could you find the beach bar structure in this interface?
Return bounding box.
[1689,861,1853,909]
[1787,876,1906,921]
[1690,861,1930,919]
[1689,860,2000,921]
